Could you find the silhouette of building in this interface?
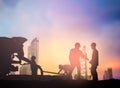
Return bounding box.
[28,38,39,62]
[103,68,113,80]
[20,38,39,75]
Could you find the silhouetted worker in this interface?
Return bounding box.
[30,56,43,76]
[89,42,99,81]
[69,42,87,79]
[58,64,72,78]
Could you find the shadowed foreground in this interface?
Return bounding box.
[0,75,120,88]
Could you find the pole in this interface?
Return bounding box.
[43,71,63,75]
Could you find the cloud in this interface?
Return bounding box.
[3,0,19,7]
[0,0,120,55]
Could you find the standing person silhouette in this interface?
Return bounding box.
[90,42,99,81]
[30,56,43,76]
[69,42,87,79]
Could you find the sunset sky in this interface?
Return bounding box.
[0,0,120,80]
